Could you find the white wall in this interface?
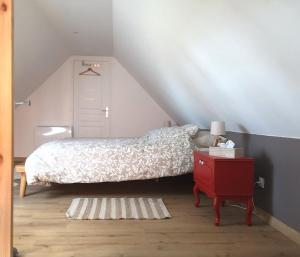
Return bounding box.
[110,59,172,137]
[14,56,173,157]
[113,0,300,138]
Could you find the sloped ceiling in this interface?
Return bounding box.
[14,0,70,101]
[33,0,113,55]
[113,0,300,138]
[15,0,300,138]
[14,0,112,101]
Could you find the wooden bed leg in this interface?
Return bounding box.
[15,164,26,198]
[20,173,27,198]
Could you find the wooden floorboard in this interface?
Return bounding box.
[14,180,300,257]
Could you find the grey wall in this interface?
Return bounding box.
[228,132,300,232]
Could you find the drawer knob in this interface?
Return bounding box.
[199,160,205,165]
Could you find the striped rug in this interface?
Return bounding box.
[66,198,171,220]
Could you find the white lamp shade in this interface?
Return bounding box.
[210,121,225,136]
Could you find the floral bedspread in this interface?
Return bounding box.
[25,125,198,185]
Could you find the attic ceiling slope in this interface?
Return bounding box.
[14,0,113,101]
[33,0,113,56]
[14,0,70,101]
[113,0,300,138]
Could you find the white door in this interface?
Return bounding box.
[73,60,110,138]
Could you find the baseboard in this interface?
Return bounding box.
[256,208,300,245]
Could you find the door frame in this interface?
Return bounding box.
[0,0,13,256]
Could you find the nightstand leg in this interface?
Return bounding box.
[213,197,221,226]
[193,184,200,207]
[246,198,254,226]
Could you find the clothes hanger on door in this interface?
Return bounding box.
[79,67,101,76]
[79,61,101,76]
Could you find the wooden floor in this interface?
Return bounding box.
[14,179,300,257]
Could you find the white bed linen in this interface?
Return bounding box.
[25,125,198,185]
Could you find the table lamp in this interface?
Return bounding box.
[210,121,225,147]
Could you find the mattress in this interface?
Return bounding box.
[25,124,199,185]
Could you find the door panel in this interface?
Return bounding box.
[74,60,110,138]
[79,113,103,122]
[78,79,102,109]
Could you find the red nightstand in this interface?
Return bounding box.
[193,151,254,226]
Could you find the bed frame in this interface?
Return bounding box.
[14,164,162,198]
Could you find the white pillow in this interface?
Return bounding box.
[144,124,199,144]
[181,124,199,136]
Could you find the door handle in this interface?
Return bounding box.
[101,107,109,118]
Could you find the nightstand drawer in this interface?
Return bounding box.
[195,152,214,166]
[194,154,213,184]
[194,151,214,168]
[194,160,212,178]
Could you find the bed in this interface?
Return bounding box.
[25,124,199,185]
